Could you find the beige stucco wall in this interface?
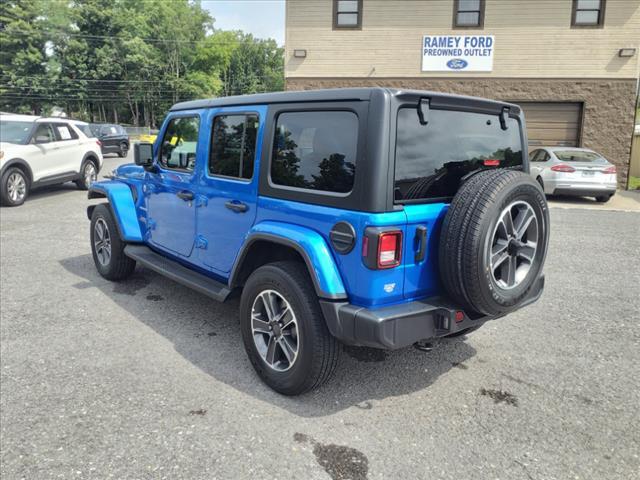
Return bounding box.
[285,0,640,79]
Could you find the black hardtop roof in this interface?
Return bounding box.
[169,87,521,113]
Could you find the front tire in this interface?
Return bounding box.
[595,194,612,203]
[240,261,340,395]
[118,142,128,158]
[76,159,98,190]
[1,167,29,206]
[90,203,136,281]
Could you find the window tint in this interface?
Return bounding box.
[159,116,200,171]
[271,111,358,194]
[209,114,259,179]
[554,150,605,163]
[32,123,56,143]
[53,124,78,141]
[395,107,523,201]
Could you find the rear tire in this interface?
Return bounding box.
[595,194,612,203]
[240,261,340,395]
[1,167,29,206]
[90,203,136,281]
[118,142,128,158]
[76,159,98,190]
[439,169,549,316]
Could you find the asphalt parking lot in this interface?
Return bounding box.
[1,152,639,479]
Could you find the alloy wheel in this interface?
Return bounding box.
[93,218,112,266]
[7,172,26,203]
[84,163,97,186]
[251,289,299,372]
[489,201,538,290]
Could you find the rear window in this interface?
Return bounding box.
[395,107,523,201]
[271,111,358,194]
[554,150,604,162]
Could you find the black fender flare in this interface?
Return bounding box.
[0,158,34,185]
[80,151,101,174]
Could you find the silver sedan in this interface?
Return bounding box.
[529,147,617,202]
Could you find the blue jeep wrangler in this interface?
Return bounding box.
[88,88,549,395]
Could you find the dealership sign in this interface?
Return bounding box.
[422,35,494,72]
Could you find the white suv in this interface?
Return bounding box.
[0,114,104,206]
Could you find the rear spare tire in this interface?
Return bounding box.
[439,169,549,316]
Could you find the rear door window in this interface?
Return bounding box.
[53,123,78,141]
[209,114,259,179]
[395,108,524,201]
[271,111,358,194]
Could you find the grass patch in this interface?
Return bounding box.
[629,176,640,190]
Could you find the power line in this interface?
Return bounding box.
[3,26,279,46]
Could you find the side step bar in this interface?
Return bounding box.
[124,245,231,302]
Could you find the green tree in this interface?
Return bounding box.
[0,0,51,114]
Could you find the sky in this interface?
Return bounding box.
[203,0,286,45]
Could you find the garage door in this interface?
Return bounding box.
[518,102,582,148]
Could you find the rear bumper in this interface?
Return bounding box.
[320,275,545,350]
[546,179,616,197]
[552,186,616,197]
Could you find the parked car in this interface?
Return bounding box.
[90,123,130,157]
[87,88,549,395]
[529,147,617,202]
[0,114,103,206]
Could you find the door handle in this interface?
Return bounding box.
[414,225,427,263]
[225,200,248,213]
[176,190,194,201]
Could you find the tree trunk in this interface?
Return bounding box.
[113,105,118,124]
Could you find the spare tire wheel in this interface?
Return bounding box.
[439,169,549,316]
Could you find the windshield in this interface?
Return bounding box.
[395,107,524,201]
[554,150,604,163]
[0,120,33,144]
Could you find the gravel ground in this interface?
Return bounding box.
[1,153,639,479]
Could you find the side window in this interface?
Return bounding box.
[530,149,541,162]
[271,111,358,194]
[53,124,78,141]
[541,151,551,162]
[159,116,200,172]
[209,114,259,179]
[32,123,56,144]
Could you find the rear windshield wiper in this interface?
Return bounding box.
[500,107,509,131]
[417,98,430,125]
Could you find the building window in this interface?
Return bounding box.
[453,0,485,28]
[572,0,605,27]
[333,0,362,29]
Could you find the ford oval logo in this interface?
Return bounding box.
[447,58,468,70]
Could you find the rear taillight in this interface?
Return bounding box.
[484,159,500,167]
[363,228,403,269]
[550,164,575,173]
[378,231,402,268]
[602,165,616,174]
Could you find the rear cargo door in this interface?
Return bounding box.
[394,105,525,300]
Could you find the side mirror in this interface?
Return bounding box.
[134,142,154,168]
[35,135,50,144]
